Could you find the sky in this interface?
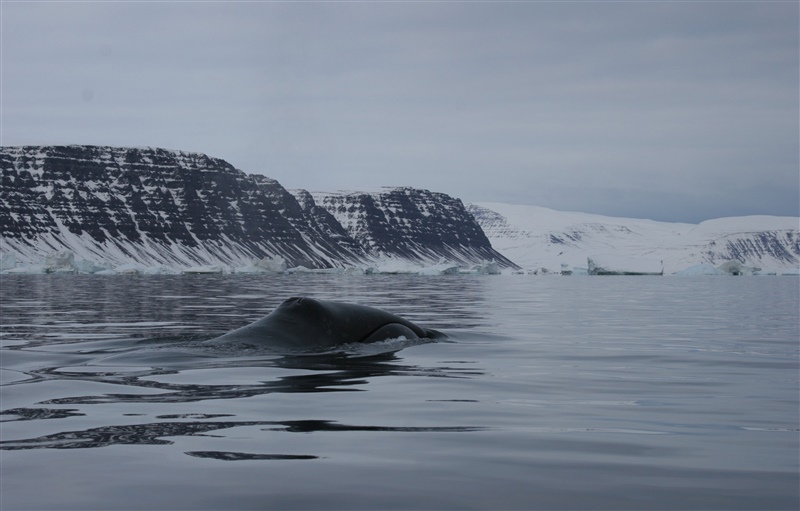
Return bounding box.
[2,1,798,224]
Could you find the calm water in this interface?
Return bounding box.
[1,275,798,510]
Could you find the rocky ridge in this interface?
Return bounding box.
[0,145,514,272]
[309,188,517,268]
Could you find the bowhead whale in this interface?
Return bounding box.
[204,297,445,350]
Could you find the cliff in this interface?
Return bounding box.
[309,188,518,268]
[0,145,514,272]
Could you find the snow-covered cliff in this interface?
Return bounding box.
[309,188,518,269]
[0,145,369,269]
[4,145,794,276]
[468,203,799,274]
[0,145,512,272]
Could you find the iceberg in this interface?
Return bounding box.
[367,257,423,275]
[673,264,724,276]
[254,256,288,274]
[142,265,180,275]
[418,262,461,275]
[74,259,112,274]
[4,251,115,275]
[43,251,77,274]
[1,265,45,275]
[458,261,502,275]
[232,264,264,274]
[182,266,224,275]
[587,256,663,276]
[0,253,17,271]
[112,263,144,275]
[474,261,501,275]
[717,260,760,276]
[286,265,346,274]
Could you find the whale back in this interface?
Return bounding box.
[206,297,440,350]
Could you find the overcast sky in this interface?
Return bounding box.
[2,1,798,223]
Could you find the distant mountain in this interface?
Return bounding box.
[0,145,513,271]
[5,145,793,275]
[468,202,799,274]
[309,188,518,269]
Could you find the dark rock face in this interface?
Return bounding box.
[716,231,799,266]
[311,188,519,268]
[1,145,516,269]
[288,189,366,259]
[0,145,366,267]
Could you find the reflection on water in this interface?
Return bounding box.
[1,416,482,451]
[7,351,483,406]
[186,452,319,461]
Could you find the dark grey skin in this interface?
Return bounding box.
[205,297,446,351]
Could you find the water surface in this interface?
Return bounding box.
[1,275,798,510]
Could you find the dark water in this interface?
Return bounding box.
[1,275,798,510]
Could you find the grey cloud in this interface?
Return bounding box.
[2,1,797,223]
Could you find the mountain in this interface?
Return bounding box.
[309,188,518,269]
[468,203,800,274]
[0,145,512,272]
[4,145,793,275]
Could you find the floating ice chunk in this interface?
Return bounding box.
[475,261,501,275]
[113,263,144,275]
[44,251,77,273]
[254,255,287,273]
[232,264,263,274]
[143,265,179,275]
[674,264,724,276]
[587,256,663,276]
[462,261,501,275]
[419,261,460,275]
[0,253,16,271]
[284,265,345,274]
[368,258,421,274]
[717,260,759,276]
[74,258,112,274]
[182,265,224,275]
[1,265,45,274]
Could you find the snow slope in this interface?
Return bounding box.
[468,203,799,274]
